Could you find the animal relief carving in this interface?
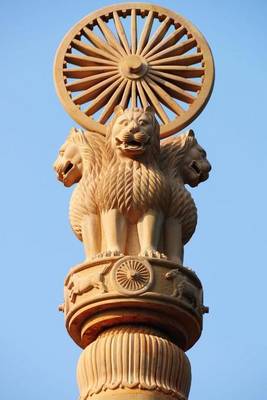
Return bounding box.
[67,265,110,303]
[166,269,200,309]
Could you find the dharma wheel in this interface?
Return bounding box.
[54,3,214,138]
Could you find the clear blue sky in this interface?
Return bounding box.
[1,0,266,399]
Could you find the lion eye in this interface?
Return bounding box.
[139,120,147,126]
[119,120,129,127]
[197,147,206,158]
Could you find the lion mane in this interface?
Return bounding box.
[97,108,168,224]
[68,129,105,240]
[160,130,197,244]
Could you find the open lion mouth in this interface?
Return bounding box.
[62,161,74,176]
[115,137,149,153]
[189,160,210,183]
[190,160,201,175]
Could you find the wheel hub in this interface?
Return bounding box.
[54,4,215,137]
[120,55,148,80]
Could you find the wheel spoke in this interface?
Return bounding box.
[147,38,197,62]
[73,74,120,105]
[147,70,201,92]
[120,80,131,109]
[85,77,123,115]
[131,80,137,108]
[66,71,118,92]
[63,66,117,79]
[145,26,186,58]
[55,4,214,137]
[140,79,169,123]
[97,17,126,56]
[131,9,137,54]
[150,65,205,78]
[136,10,154,55]
[136,81,148,108]
[72,38,118,62]
[141,17,172,56]
[83,27,121,59]
[149,53,203,66]
[145,76,185,115]
[148,72,195,104]
[98,79,127,123]
[65,53,115,67]
[113,11,131,54]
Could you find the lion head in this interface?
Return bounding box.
[161,130,211,187]
[106,106,160,161]
[53,128,85,187]
[180,131,212,187]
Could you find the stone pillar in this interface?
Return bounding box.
[53,6,214,398]
[77,326,191,400]
[61,256,207,400]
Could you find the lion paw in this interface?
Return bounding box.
[165,269,180,280]
[97,250,124,258]
[139,248,167,259]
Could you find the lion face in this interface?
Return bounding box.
[54,142,83,187]
[181,142,211,187]
[110,108,158,159]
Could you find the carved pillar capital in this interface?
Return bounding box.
[62,256,207,351]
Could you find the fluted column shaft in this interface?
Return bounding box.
[77,325,191,400]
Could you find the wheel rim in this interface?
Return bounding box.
[54,3,214,138]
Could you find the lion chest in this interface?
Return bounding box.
[99,161,166,221]
[70,171,97,222]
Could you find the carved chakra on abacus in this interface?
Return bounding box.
[113,257,153,295]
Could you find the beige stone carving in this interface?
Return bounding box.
[161,130,211,264]
[54,107,166,259]
[54,115,210,264]
[53,4,214,400]
[54,4,214,138]
[54,128,105,259]
[54,109,211,400]
[112,256,153,295]
[97,106,167,258]
[166,268,202,310]
[63,256,206,351]
[77,326,191,400]
[67,267,109,303]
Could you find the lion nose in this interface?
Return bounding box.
[53,158,62,172]
[129,121,138,133]
[206,161,212,172]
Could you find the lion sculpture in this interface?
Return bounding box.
[160,130,211,264]
[54,107,211,264]
[97,106,168,258]
[54,127,104,259]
